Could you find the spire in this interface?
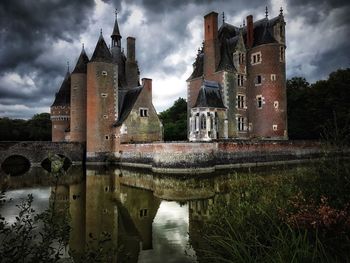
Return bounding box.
[111,8,122,48]
[265,6,268,19]
[72,44,90,73]
[67,61,70,73]
[52,69,71,107]
[91,32,113,63]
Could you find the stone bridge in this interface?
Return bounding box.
[0,141,84,168]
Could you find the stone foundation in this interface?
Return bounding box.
[86,140,341,174]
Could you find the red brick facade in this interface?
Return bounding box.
[187,9,287,141]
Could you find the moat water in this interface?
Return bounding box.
[0,164,308,262]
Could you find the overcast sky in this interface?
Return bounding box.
[0,0,349,119]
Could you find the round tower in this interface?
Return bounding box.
[70,46,89,143]
[86,32,118,159]
[247,14,287,139]
[51,71,71,142]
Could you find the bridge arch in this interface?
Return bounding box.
[1,154,31,176]
[41,154,72,173]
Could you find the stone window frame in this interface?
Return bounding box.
[236,115,245,131]
[256,95,264,109]
[238,52,245,64]
[200,114,206,130]
[139,108,149,117]
[255,75,262,86]
[102,70,108,76]
[271,74,276,81]
[139,208,148,218]
[237,74,244,86]
[236,93,246,109]
[103,114,108,119]
[251,51,262,65]
[101,93,108,98]
[273,124,278,131]
[274,101,279,109]
[280,46,285,62]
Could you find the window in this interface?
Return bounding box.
[237,74,244,86]
[271,74,276,81]
[251,51,262,65]
[103,114,108,119]
[140,209,148,218]
[236,94,245,109]
[101,93,108,98]
[255,75,262,85]
[238,53,245,64]
[257,95,263,108]
[280,47,285,62]
[140,108,148,117]
[200,114,206,129]
[236,116,245,131]
[102,71,108,76]
[273,124,278,131]
[105,135,109,140]
[274,101,279,109]
[280,25,284,37]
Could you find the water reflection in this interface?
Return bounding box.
[1,165,252,262]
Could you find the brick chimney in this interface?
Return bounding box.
[246,15,254,48]
[204,12,219,77]
[142,78,152,100]
[127,37,135,62]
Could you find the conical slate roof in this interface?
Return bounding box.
[111,14,121,38]
[51,71,71,107]
[72,47,90,74]
[90,34,113,63]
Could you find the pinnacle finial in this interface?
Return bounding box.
[115,8,118,18]
[243,19,245,27]
[265,6,268,18]
[67,61,69,72]
[82,43,84,50]
[100,28,103,36]
[222,12,225,24]
[280,6,284,16]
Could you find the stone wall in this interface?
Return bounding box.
[0,141,84,166]
[113,140,327,173]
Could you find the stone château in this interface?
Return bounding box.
[187,8,287,141]
[51,12,163,160]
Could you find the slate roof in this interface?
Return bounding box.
[90,34,113,63]
[194,80,226,109]
[188,15,283,80]
[72,48,90,74]
[113,86,143,127]
[51,71,71,107]
[111,15,121,38]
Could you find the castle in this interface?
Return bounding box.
[187,8,287,141]
[51,13,163,159]
[51,7,288,161]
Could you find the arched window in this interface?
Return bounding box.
[200,114,206,130]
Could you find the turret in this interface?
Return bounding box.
[70,45,89,143]
[51,69,71,142]
[86,31,118,158]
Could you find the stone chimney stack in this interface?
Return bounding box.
[142,78,152,100]
[246,15,254,48]
[127,37,136,62]
[203,12,219,77]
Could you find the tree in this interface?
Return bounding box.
[159,98,187,141]
[287,68,350,142]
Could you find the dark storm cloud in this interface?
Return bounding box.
[0,0,95,118]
